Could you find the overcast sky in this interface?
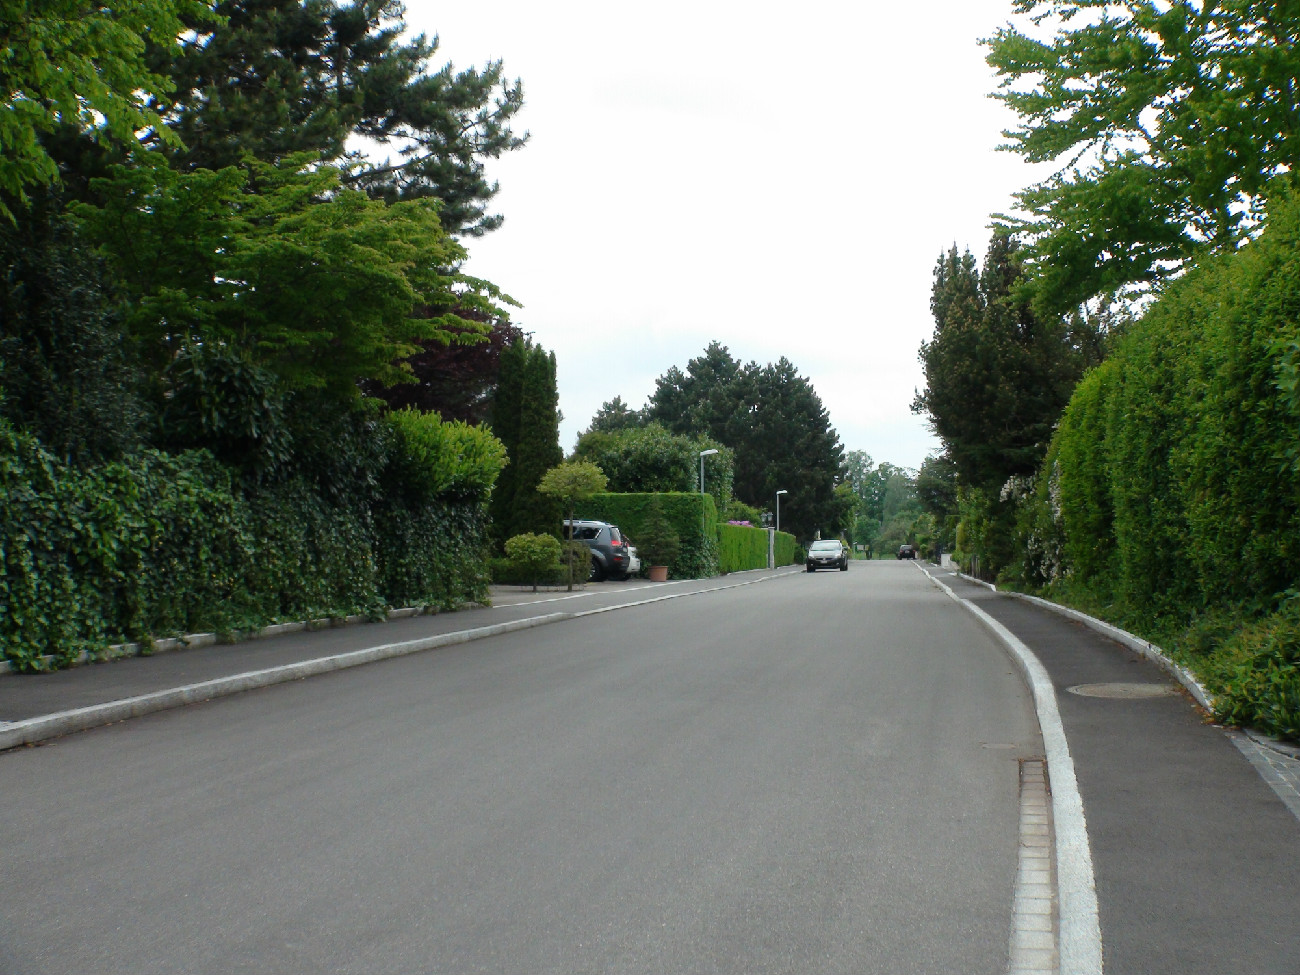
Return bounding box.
[404,1,1048,472]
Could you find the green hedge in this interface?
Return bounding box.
[773,530,800,567]
[584,492,718,578]
[715,523,799,572]
[1,412,501,672]
[717,523,767,573]
[1015,191,1300,738]
[1,424,256,669]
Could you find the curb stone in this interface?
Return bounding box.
[0,568,801,750]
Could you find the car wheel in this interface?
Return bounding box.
[589,557,606,582]
[806,565,815,572]
[839,562,848,571]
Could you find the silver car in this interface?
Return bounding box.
[806,539,848,572]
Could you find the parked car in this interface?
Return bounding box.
[563,519,632,581]
[806,539,848,572]
[897,544,917,560]
[626,545,642,577]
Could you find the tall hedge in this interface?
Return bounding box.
[584,492,719,578]
[1045,199,1300,623]
[716,523,798,572]
[1019,192,1300,736]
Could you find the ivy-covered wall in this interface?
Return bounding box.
[0,411,503,672]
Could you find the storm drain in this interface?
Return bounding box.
[1066,682,1180,699]
[1008,757,1057,974]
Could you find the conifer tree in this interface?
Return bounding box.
[644,344,847,539]
[488,337,561,542]
[149,0,527,237]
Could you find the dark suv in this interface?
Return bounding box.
[897,544,917,560]
[563,519,632,581]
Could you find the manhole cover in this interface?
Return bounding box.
[1067,682,1180,699]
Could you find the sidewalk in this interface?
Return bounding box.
[0,570,797,748]
[928,565,1300,975]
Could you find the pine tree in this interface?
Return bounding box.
[149,0,527,237]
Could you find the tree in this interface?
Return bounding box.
[149,0,528,237]
[914,236,1090,577]
[0,213,148,464]
[537,460,607,589]
[913,236,1086,492]
[732,358,846,541]
[0,0,213,218]
[583,396,644,435]
[503,532,562,593]
[74,155,497,399]
[361,317,522,425]
[634,495,680,572]
[488,336,562,542]
[986,0,1300,312]
[915,453,959,523]
[644,344,847,539]
[571,424,732,509]
[645,340,746,443]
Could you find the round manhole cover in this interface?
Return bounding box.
[1066,682,1180,699]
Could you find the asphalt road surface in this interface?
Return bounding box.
[0,563,1042,974]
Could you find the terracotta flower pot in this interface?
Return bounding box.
[648,565,669,582]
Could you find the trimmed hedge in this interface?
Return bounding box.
[1014,191,1300,738]
[717,523,799,572]
[584,492,718,578]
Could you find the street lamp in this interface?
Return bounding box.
[698,448,719,494]
[775,489,787,534]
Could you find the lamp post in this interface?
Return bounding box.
[698,448,719,495]
[775,489,787,534]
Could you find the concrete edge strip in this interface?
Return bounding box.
[921,565,1104,975]
[1008,758,1058,974]
[0,613,567,751]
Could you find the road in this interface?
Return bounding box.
[0,562,1043,974]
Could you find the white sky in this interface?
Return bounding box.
[404,0,1048,472]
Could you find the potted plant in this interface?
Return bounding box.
[636,496,680,582]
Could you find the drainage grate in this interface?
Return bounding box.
[1008,757,1057,974]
